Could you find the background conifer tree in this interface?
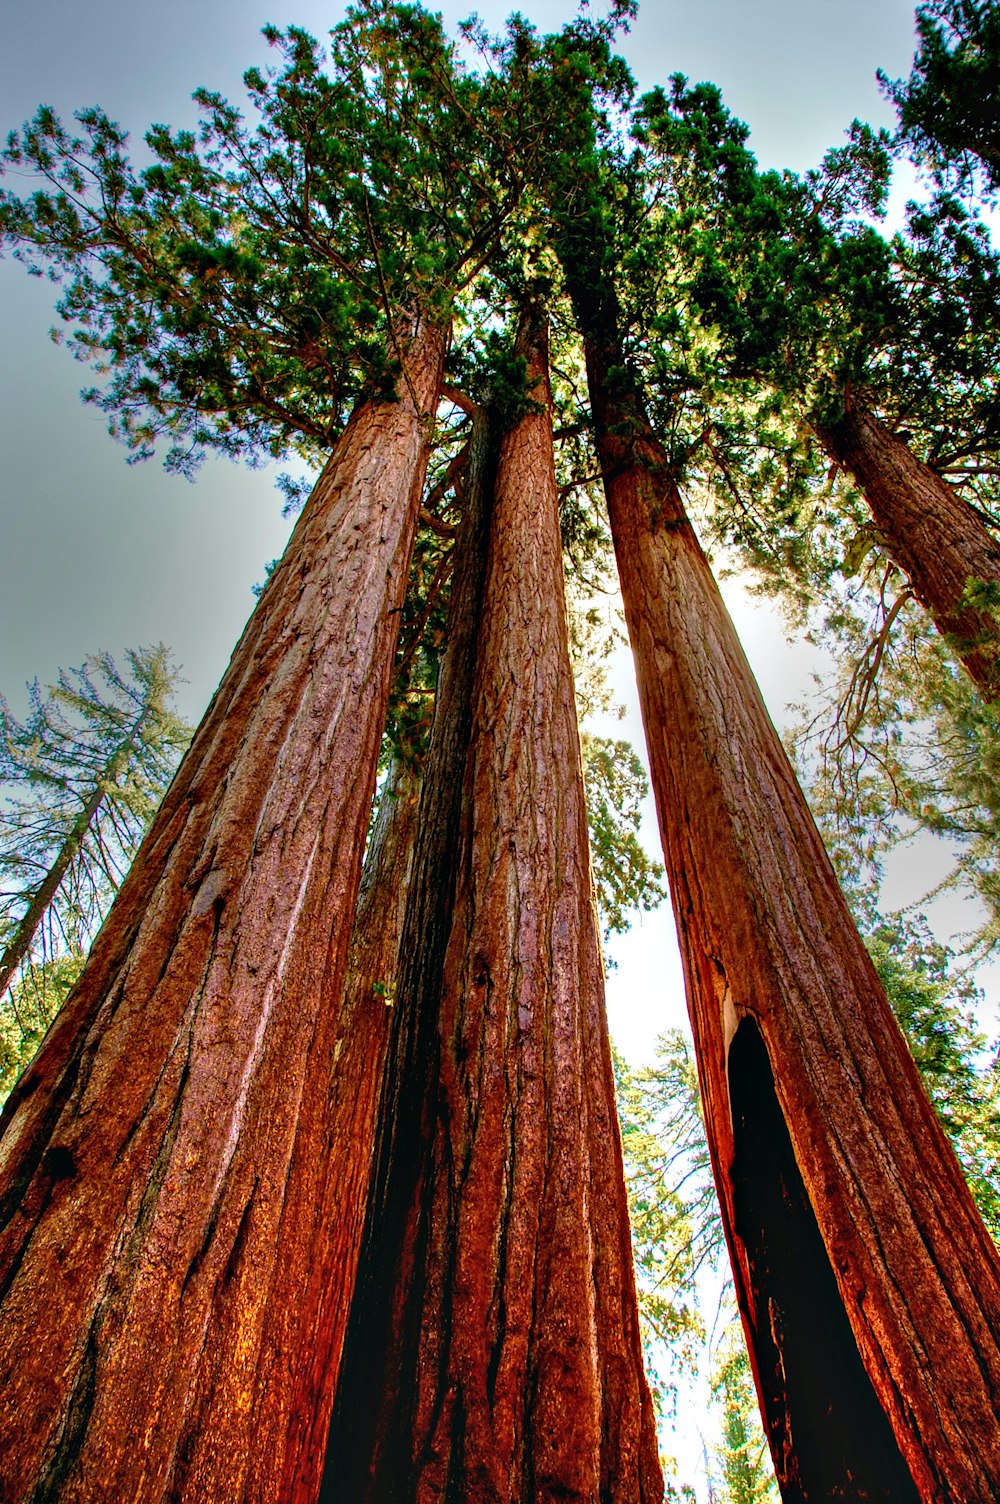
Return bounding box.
[879,0,1000,196]
[0,646,189,1097]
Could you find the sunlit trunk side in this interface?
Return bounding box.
[819,397,1000,699]
[0,316,446,1504]
[328,307,663,1504]
[584,328,1000,1501]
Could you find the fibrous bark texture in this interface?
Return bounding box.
[820,397,1000,699]
[326,310,662,1504]
[586,339,1000,1502]
[0,316,446,1504]
[325,387,501,1504]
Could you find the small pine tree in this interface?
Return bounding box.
[0,645,189,1096]
[710,1334,778,1504]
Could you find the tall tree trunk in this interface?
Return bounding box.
[818,396,1000,699]
[0,700,151,1003]
[584,333,1000,1501]
[324,380,502,1502]
[327,308,662,1504]
[287,754,421,1486]
[0,315,446,1504]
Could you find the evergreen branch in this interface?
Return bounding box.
[393,550,455,688]
[830,581,915,753]
[360,188,422,416]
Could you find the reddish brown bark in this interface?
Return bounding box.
[585,339,1000,1501]
[819,397,1000,699]
[323,388,502,1502]
[287,756,421,1479]
[326,310,662,1503]
[0,316,446,1504]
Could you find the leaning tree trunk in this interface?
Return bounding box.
[0,315,446,1504]
[326,308,663,1504]
[818,396,1000,699]
[585,336,1000,1501]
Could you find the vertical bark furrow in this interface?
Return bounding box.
[585,335,1000,1501]
[326,308,662,1504]
[272,756,421,1502]
[0,317,447,1504]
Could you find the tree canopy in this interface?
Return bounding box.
[880,0,1000,196]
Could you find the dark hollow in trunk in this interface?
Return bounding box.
[728,1016,920,1503]
[0,316,446,1504]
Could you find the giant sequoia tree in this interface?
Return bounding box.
[0,313,446,1501]
[540,31,1000,1498]
[2,4,1000,1501]
[0,12,475,1499]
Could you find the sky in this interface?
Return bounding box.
[0,0,924,1071]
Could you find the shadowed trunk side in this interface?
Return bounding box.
[281,755,421,1498]
[323,384,501,1504]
